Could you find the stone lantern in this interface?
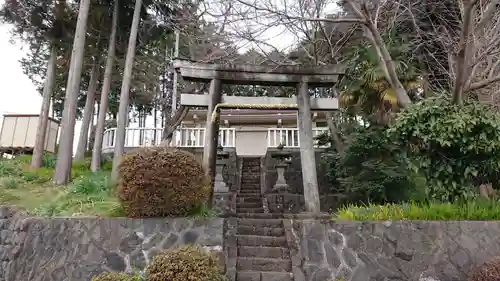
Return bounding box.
[270,149,292,193]
[214,146,229,193]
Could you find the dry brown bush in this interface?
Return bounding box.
[117,147,209,217]
[468,256,500,281]
[147,245,226,281]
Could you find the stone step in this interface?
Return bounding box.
[239,191,261,195]
[237,202,262,209]
[239,189,262,194]
[237,197,262,203]
[236,270,293,281]
[237,225,285,236]
[236,235,287,247]
[241,183,260,186]
[238,246,290,259]
[237,257,292,272]
[242,160,261,164]
[236,213,285,219]
[237,207,265,213]
[238,192,261,197]
[238,218,283,228]
[241,181,260,184]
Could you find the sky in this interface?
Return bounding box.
[0,24,42,116]
[0,4,83,152]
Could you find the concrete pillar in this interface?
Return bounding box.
[203,78,222,181]
[296,81,320,213]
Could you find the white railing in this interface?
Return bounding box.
[102,127,236,151]
[267,127,330,148]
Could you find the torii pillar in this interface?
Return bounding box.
[297,81,320,213]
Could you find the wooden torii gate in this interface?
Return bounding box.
[174,59,344,213]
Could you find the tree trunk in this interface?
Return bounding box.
[297,82,321,213]
[348,2,412,108]
[159,105,190,146]
[325,111,344,153]
[91,0,118,172]
[153,91,158,144]
[31,44,57,169]
[111,0,143,181]
[53,0,92,184]
[75,61,99,161]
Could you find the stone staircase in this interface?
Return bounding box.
[235,157,293,281]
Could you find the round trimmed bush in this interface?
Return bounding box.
[117,147,209,217]
[469,256,500,281]
[147,245,226,281]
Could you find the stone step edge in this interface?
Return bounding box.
[236,234,287,240]
[235,270,293,277]
[237,246,290,255]
[236,257,292,263]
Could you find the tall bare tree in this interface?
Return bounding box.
[31,44,57,169]
[53,0,92,184]
[111,0,143,181]
[91,0,119,172]
[75,60,100,160]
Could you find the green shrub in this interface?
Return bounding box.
[321,125,417,206]
[468,257,500,281]
[71,158,92,179]
[32,167,53,183]
[339,125,416,204]
[117,147,209,217]
[42,154,57,168]
[335,200,500,220]
[102,159,113,171]
[13,153,55,168]
[21,171,39,182]
[14,154,33,164]
[388,96,500,202]
[147,245,225,281]
[187,204,217,218]
[0,161,19,177]
[90,272,143,281]
[70,172,112,195]
[3,178,19,189]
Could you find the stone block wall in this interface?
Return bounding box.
[0,207,224,281]
[288,219,500,281]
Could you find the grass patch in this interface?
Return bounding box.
[0,154,217,218]
[335,200,500,220]
[0,155,118,217]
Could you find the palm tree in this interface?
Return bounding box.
[339,34,423,122]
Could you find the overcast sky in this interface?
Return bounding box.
[0,23,42,116]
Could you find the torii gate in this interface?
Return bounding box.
[173,59,344,213]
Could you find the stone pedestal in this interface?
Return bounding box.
[273,163,290,192]
[271,151,292,193]
[214,151,229,193]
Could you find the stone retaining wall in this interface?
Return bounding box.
[289,219,500,281]
[0,207,224,281]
